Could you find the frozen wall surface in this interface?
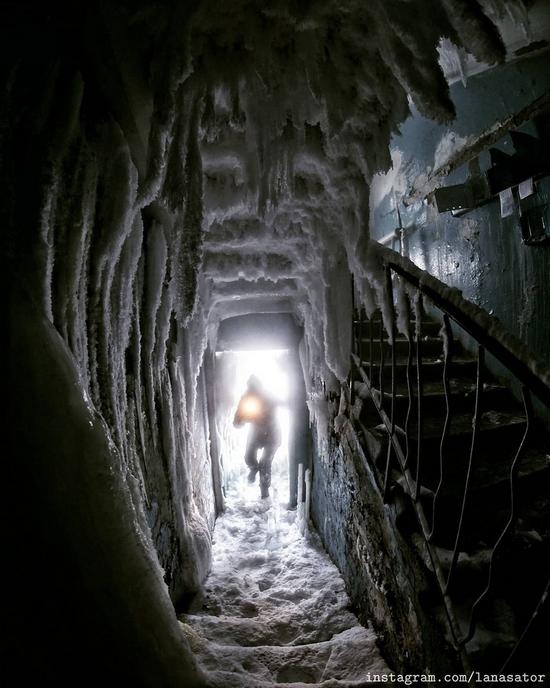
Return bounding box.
[2,0,545,684]
[3,6,214,685]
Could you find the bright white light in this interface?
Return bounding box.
[231,349,289,402]
[215,349,290,504]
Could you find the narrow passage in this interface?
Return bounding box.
[180,480,390,687]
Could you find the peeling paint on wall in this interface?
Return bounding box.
[371,51,550,368]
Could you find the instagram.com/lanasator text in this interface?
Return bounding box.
[361,672,547,685]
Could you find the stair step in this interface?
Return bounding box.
[368,411,528,484]
[406,412,528,477]
[356,356,478,383]
[354,318,444,337]
[408,410,526,441]
[181,490,392,685]
[362,380,517,424]
[422,457,550,549]
[358,336,445,359]
[180,623,388,686]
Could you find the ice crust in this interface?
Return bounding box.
[9,281,202,684]
[181,483,390,687]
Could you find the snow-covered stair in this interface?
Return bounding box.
[180,484,390,687]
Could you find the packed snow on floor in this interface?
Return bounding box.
[180,479,390,687]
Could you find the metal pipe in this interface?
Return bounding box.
[376,228,399,246]
[369,317,374,382]
[404,294,414,469]
[379,317,385,411]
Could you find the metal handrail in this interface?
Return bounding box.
[350,241,550,673]
[385,256,550,410]
[351,353,471,663]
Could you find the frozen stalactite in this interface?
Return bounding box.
[323,246,353,382]
[162,87,189,214]
[36,68,85,325]
[40,178,59,324]
[143,221,168,367]
[349,239,396,345]
[442,0,506,66]
[107,214,144,461]
[438,38,470,87]
[183,301,210,422]
[190,0,502,174]
[368,2,455,123]
[87,123,139,433]
[394,276,412,340]
[52,141,98,392]
[137,2,195,209]
[179,95,205,323]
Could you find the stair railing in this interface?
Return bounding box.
[350,240,550,670]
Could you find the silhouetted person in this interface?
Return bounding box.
[233,375,281,499]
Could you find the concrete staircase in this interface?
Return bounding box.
[352,308,550,674]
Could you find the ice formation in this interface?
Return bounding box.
[181,482,390,687]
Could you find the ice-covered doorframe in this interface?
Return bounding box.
[206,313,312,511]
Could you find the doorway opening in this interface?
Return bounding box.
[214,348,290,506]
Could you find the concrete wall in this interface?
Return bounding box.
[370,51,550,369]
[310,411,460,675]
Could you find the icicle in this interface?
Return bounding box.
[304,468,312,531]
[440,0,506,66]
[297,463,305,533]
[504,0,532,41]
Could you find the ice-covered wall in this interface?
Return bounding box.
[23,69,215,601]
[3,7,214,685]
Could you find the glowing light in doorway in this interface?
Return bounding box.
[215,349,290,500]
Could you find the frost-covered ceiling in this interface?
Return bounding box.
[182,4,505,291]
[128,0,536,377]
